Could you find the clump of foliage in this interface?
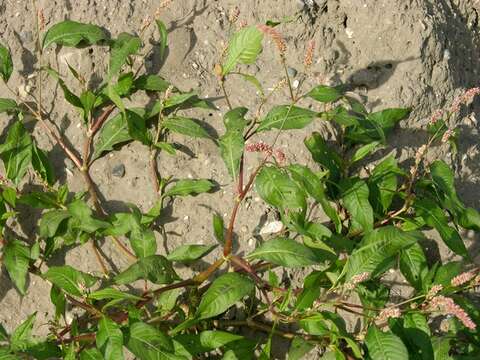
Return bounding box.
[0,5,479,360]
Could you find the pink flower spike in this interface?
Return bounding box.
[451,271,477,287]
[427,295,476,330]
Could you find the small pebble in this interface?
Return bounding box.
[259,221,283,235]
[287,67,298,78]
[112,163,126,178]
[292,79,300,89]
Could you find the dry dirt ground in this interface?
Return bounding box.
[1,0,480,358]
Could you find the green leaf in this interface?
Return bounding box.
[154,142,176,155]
[415,198,468,257]
[134,75,170,92]
[295,271,330,311]
[42,20,107,49]
[399,243,428,291]
[256,105,317,132]
[350,141,382,164]
[107,84,125,113]
[299,311,346,336]
[155,20,168,61]
[43,265,97,296]
[39,210,71,238]
[97,317,124,360]
[93,111,131,160]
[340,178,374,234]
[365,326,408,360]
[197,273,254,319]
[304,132,343,184]
[223,107,248,132]
[288,164,341,232]
[67,199,110,233]
[80,90,97,118]
[3,240,31,295]
[0,120,33,185]
[0,98,17,113]
[115,255,177,285]
[347,108,410,144]
[109,33,142,80]
[344,227,423,281]
[222,26,263,75]
[458,207,480,231]
[24,341,62,360]
[307,85,344,103]
[175,331,243,356]
[80,348,104,360]
[164,179,214,197]
[162,117,210,138]
[10,313,36,351]
[0,43,13,82]
[31,144,55,185]
[219,130,244,181]
[213,213,225,244]
[50,285,66,319]
[130,227,157,259]
[167,244,217,263]
[125,322,174,359]
[88,287,142,302]
[430,160,464,213]
[369,155,401,214]
[287,337,315,360]
[255,166,306,211]
[247,237,321,267]
[45,68,83,110]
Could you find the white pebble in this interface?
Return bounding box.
[259,221,283,235]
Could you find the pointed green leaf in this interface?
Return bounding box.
[32,143,55,185]
[126,322,174,359]
[162,117,210,138]
[197,273,254,319]
[365,326,408,360]
[219,130,244,181]
[0,120,33,185]
[307,85,344,103]
[134,75,170,92]
[155,20,168,61]
[255,166,306,211]
[43,20,107,49]
[257,105,317,132]
[344,227,423,281]
[223,107,248,132]
[3,240,31,295]
[97,317,124,360]
[164,179,214,197]
[10,313,36,351]
[0,98,17,113]
[39,210,71,238]
[304,132,343,184]
[43,265,97,297]
[167,244,216,263]
[0,43,13,82]
[350,141,382,164]
[340,178,374,234]
[93,112,131,160]
[247,237,321,267]
[115,255,177,285]
[109,33,141,80]
[415,199,468,257]
[222,26,263,75]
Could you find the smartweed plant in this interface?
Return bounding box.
[0,4,479,359]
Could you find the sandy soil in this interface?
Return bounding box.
[1,0,480,358]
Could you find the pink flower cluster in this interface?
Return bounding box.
[376,307,401,322]
[426,284,443,300]
[426,295,476,330]
[344,272,370,290]
[245,141,286,163]
[429,87,480,125]
[257,25,287,54]
[304,40,315,67]
[451,270,477,287]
